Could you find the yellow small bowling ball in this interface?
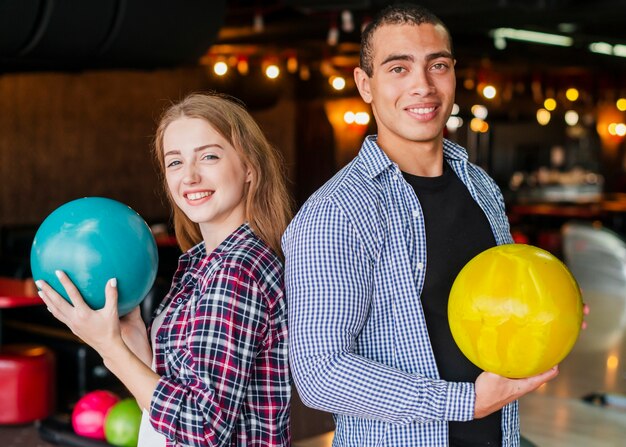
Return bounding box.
[448,244,583,378]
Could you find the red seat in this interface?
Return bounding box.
[0,344,55,424]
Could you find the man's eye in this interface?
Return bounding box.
[391,66,405,73]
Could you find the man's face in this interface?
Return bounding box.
[355,23,456,150]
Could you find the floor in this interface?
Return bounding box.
[2,292,626,446]
[293,300,626,447]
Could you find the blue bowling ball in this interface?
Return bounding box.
[30,197,159,316]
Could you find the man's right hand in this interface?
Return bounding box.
[474,366,559,419]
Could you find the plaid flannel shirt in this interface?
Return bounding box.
[148,223,290,446]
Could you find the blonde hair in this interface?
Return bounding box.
[153,92,293,258]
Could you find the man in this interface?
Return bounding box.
[282,4,558,446]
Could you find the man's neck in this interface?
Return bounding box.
[377,135,444,177]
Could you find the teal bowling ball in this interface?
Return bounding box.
[30,197,158,316]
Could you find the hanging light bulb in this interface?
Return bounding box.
[213,61,228,76]
[253,10,264,33]
[330,76,346,91]
[341,10,354,32]
[327,23,339,46]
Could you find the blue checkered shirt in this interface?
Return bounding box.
[282,136,517,446]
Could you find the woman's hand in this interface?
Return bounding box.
[120,307,153,367]
[36,270,123,356]
[474,366,559,419]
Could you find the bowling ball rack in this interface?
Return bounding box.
[38,414,110,446]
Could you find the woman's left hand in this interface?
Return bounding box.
[36,270,123,356]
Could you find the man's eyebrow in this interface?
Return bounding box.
[380,53,414,66]
[380,51,454,66]
[426,51,454,61]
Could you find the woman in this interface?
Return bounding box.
[36,93,292,446]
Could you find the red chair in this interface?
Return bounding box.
[0,277,56,424]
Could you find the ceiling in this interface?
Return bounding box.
[1,0,625,85]
[217,0,626,76]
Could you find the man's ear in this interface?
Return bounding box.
[354,67,373,104]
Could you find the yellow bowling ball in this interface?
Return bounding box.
[448,244,583,378]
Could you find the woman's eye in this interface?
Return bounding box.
[166,160,181,168]
[202,153,219,161]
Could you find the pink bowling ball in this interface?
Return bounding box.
[72,390,121,440]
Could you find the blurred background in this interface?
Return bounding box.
[1,1,626,446]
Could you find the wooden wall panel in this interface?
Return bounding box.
[0,67,211,226]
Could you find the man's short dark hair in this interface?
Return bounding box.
[360,3,453,76]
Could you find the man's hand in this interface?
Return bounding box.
[474,366,559,419]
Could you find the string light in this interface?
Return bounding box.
[564,110,579,126]
[544,98,557,111]
[265,64,280,79]
[330,76,346,91]
[537,108,551,125]
[482,84,497,99]
[566,88,579,101]
[471,104,488,119]
[213,61,228,76]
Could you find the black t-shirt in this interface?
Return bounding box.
[403,162,501,447]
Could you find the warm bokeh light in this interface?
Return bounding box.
[607,354,619,370]
[299,65,310,81]
[482,84,497,99]
[265,64,280,79]
[236,59,249,75]
[451,103,460,115]
[330,76,346,90]
[471,104,488,119]
[617,98,626,111]
[355,112,370,125]
[446,116,464,131]
[343,111,355,124]
[287,56,298,74]
[537,108,551,125]
[470,118,489,133]
[544,98,557,111]
[564,110,579,126]
[616,123,626,137]
[213,61,228,76]
[566,88,579,101]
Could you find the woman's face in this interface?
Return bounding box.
[162,117,250,239]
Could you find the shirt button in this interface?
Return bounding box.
[412,209,419,217]
[393,175,398,180]
[417,262,424,270]
[157,335,162,341]
[176,298,182,304]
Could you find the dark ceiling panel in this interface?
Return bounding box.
[0,0,227,71]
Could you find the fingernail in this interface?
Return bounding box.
[38,291,45,299]
[35,280,44,289]
[109,278,117,288]
[55,270,63,279]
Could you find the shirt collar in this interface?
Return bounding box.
[358,135,469,179]
[181,222,254,263]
